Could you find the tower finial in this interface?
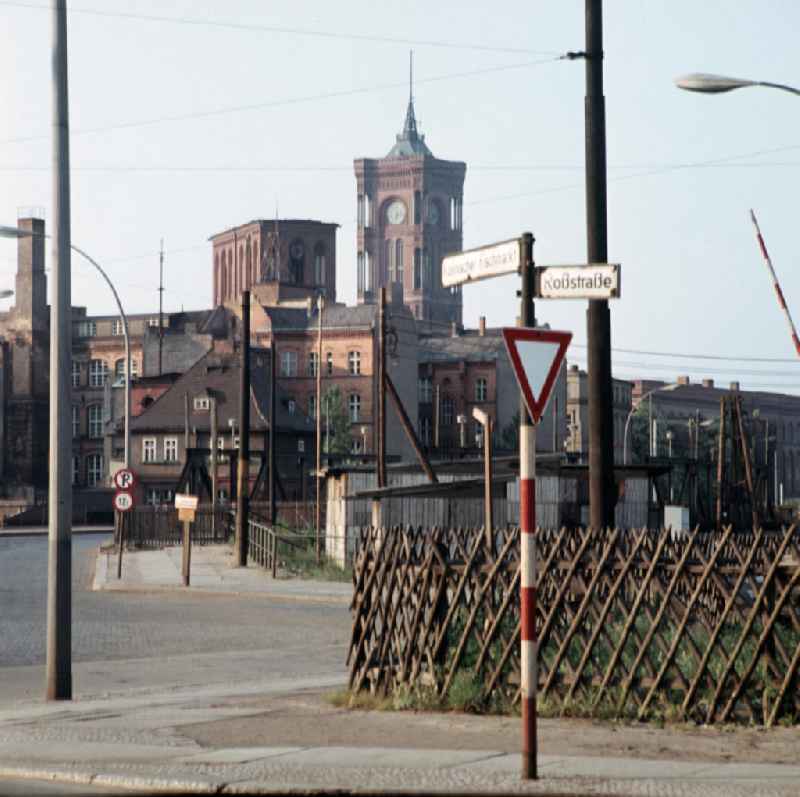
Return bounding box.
[409,49,413,105]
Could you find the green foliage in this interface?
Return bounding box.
[500,412,520,451]
[321,385,352,455]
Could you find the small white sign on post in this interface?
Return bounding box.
[175,494,199,511]
[442,239,520,287]
[113,491,134,512]
[535,263,621,300]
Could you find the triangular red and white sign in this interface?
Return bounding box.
[502,328,572,423]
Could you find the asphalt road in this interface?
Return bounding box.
[0,534,350,705]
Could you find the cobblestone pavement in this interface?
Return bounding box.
[0,535,350,704]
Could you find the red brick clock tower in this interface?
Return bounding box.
[354,68,466,324]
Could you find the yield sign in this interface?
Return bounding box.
[502,327,572,423]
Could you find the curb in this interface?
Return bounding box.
[0,765,612,796]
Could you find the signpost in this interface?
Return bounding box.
[535,263,620,300]
[441,238,520,287]
[175,493,199,586]
[502,326,572,781]
[113,469,137,580]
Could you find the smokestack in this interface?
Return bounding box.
[677,376,690,386]
[702,379,715,389]
[478,316,486,336]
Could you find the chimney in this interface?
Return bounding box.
[677,375,690,386]
[702,379,714,389]
[730,381,740,391]
[478,316,486,336]
[13,217,47,331]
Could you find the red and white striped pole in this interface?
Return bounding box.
[519,232,537,780]
[750,209,800,358]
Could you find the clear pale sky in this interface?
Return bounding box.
[1,1,800,392]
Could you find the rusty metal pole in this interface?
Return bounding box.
[269,337,277,525]
[210,397,218,536]
[181,519,191,586]
[234,291,250,566]
[315,296,324,563]
[716,397,726,531]
[585,0,615,531]
[377,288,387,488]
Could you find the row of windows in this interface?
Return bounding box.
[357,245,435,293]
[418,378,489,404]
[281,350,362,377]
[75,318,159,338]
[142,437,180,463]
[72,358,139,388]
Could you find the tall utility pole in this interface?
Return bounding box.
[269,337,277,525]
[46,0,73,701]
[377,287,387,487]
[585,0,615,529]
[234,291,251,566]
[315,295,324,563]
[158,238,164,376]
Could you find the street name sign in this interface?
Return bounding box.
[112,468,137,491]
[502,328,572,423]
[535,263,620,300]
[113,491,134,512]
[441,238,520,287]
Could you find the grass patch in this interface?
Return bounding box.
[273,526,352,582]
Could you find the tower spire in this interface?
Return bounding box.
[409,49,413,105]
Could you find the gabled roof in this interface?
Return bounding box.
[130,347,314,435]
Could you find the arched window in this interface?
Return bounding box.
[246,239,252,288]
[384,239,393,283]
[314,242,326,285]
[349,393,361,423]
[114,358,125,382]
[441,397,455,426]
[395,240,404,284]
[87,454,104,487]
[88,404,103,438]
[89,359,108,388]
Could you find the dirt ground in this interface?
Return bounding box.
[178,687,800,765]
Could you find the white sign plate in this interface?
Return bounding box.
[113,468,137,491]
[174,493,199,511]
[114,491,134,512]
[536,263,621,300]
[441,239,520,287]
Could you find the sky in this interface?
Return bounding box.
[1,1,800,394]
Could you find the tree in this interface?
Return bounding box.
[321,385,352,454]
[500,412,520,451]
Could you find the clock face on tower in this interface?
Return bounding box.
[385,200,407,225]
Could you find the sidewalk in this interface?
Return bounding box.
[93,543,352,604]
[3,543,799,795]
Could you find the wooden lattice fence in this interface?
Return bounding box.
[348,525,800,725]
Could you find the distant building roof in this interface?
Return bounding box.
[130,347,314,435]
[264,303,377,333]
[208,219,339,240]
[418,332,506,363]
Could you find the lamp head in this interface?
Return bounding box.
[675,73,756,94]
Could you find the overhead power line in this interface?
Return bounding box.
[0,57,558,145]
[0,0,560,56]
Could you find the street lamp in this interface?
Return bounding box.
[0,225,132,471]
[675,72,800,97]
[622,383,680,465]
